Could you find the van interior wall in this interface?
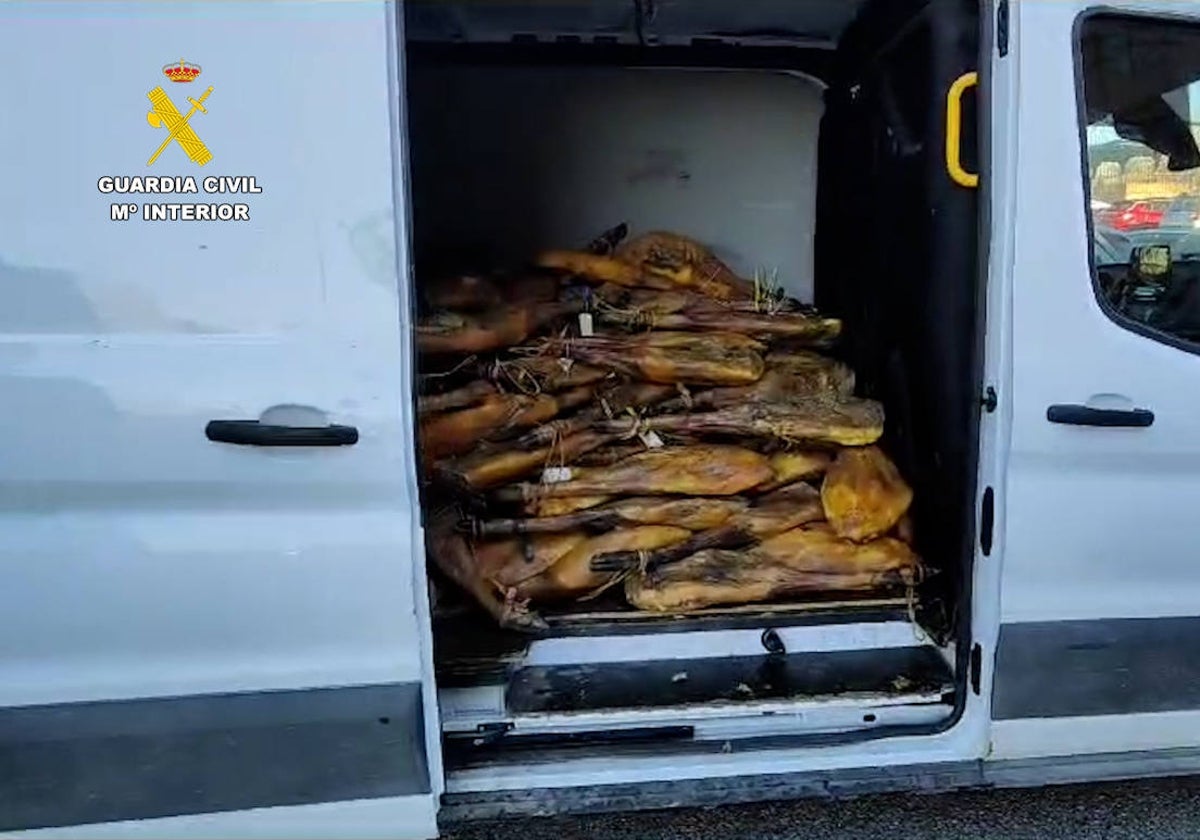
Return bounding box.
[815,0,981,642]
[406,65,823,301]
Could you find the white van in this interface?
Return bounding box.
[4,0,1200,837]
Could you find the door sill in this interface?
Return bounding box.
[442,642,954,770]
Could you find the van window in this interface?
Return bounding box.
[1081,14,1200,346]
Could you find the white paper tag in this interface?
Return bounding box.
[640,430,665,449]
[578,312,594,337]
[541,466,574,484]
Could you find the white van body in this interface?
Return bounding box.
[2,0,1200,837]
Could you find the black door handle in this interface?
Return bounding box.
[206,420,359,446]
[1046,405,1155,427]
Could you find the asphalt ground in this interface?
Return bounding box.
[444,775,1200,840]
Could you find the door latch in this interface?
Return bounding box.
[981,386,998,413]
[761,628,786,656]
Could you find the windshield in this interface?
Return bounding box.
[1094,78,1200,264]
[1082,16,1200,345]
[1086,22,1200,265]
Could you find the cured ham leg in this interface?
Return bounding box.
[595,287,712,320]
[472,496,748,537]
[418,301,579,355]
[656,355,854,415]
[420,395,521,462]
[429,515,650,626]
[437,430,615,492]
[754,450,833,493]
[418,380,497,415]
[765,351,856,398]
[572,442,648,467]
[591,482,825,573]
[438,524,691,617]
[639,330,767,351]
[534,251,654,288]
[594,397,885,447]
[616,231,756,301]
[514,526,694,602]
[425,514,554,631]
[420,386,594,461]
[423,273,561,311]
[554,332,766,386]
[595,285,805,318]
[422,274,501,310]
[631,310,841,343]
[626,523,922,612]
[483,357,609,393]
[586,222,629,255]
[539,230,759,301]
[515,382,677,449]
[493,445,774,501]
[520,494,612,517]
[821,445,913,541]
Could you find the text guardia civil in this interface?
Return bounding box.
[98,175,262,222]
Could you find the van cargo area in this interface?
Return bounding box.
[404,0,982,771]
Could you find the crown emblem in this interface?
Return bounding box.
[162,59,201,83]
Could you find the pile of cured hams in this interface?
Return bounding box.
[417,227,922,631]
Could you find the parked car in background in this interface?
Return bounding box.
[1125,227,1197,252]
[1160,196,1200,228]
[1106,198,1173,231]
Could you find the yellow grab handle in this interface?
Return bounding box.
[945,71,979,188]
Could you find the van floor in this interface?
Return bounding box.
[433,591,913,688]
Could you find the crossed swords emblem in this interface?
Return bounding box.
[146,85,214,166]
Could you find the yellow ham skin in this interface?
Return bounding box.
[425,516,551,630]
[620,397,885,447]
[616,231,755,300]
[421,387,592,463]
[441,430,613,491]
[821,445,914,541]
[522,495,612,517]
[565,332,766,387]
[516,525,693,601]
[420,396,520,461]
[755,450,834,493]
[535,251,648,287]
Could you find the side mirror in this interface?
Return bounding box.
[1132,243,1172,281]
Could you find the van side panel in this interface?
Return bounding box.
[0,2,437,833]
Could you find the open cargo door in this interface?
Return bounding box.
[815,0,983,654]
[401,0,986,809]
[0,3,441,837]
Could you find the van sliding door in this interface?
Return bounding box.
[993,0,1200,760]
[0,3,441,837]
